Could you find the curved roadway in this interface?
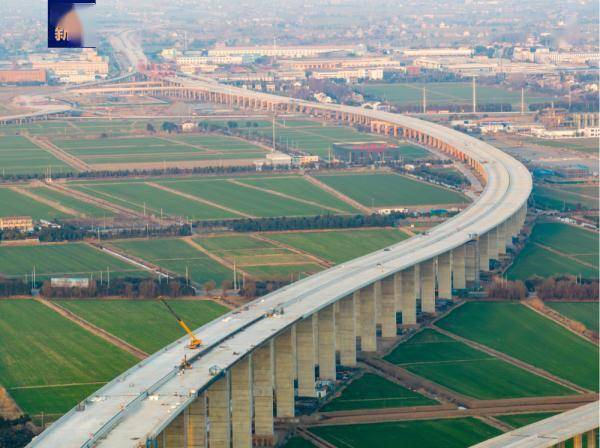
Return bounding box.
[28,85,531,448]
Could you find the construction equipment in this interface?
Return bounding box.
[159,298,202,349]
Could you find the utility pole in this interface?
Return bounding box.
[472,77,477,114]
[422,86,427,114]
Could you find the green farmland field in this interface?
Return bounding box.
[310,418,502,448]
[495,412,558,429]
[0,188,66,220]
[436,302,599,391]
[533,184,598,211]
[235,176,359,213]
[28,186,114,218]
[53,134,267,165]
[546,302,599,332]
[159,178,333,217]
[0,300,136,415]
[195,234,322,280]
[358,82,556,108]
[321,373,436,411]
[384,329,572,399]
[72,181,240,220]
[527,137,599,154]
[0,243,148,280]
[108,238,232,285]
[507,222,598,279]
[266,228,410,264]
[315,173,468,207]
[59,299,228,354]
[0,135,73,176]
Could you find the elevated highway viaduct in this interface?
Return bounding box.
[27,75,548,448]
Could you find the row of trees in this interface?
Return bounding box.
[40,277,196,299]
[0,416,34,448]
[0,223,192,244]
[195,212,408,233]
[485,278,528,300]
[535,277,599,300]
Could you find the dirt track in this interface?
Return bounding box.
[35,298,148,360]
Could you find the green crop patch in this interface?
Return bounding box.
[160,178,333,217]
[0,243,148,280]
[309,418,502,448]
[0,136,74,176]
[108,238,232,286]
[266,228,410,264]
[72,182,240,220]
[58,299,228,354]
[546,302,599,332]
[358,82,555,107]
[0,188,67,220]
[235,176,359,213]
[315,173,468,207]
[507,222,598,279]
[533,184,598,211]
[321,373,436,411]
[194,235,322,281]
[27,186,114,218]
[384,329,573,399]
[495,412,558,429]
[0,300,137,415]
[437,302,599,391]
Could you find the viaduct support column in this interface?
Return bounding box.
[503,220,513,247]
[231,356,252,448]
[274,329,294,417]
[465,240,479,287]
[207,373,230,448]
[452,245,466,290]
[437,251,452,300]
[420,258,436,314]
[253,343,274,441]
[162,412,185,447]
[186,393,207,448]
[296,317,316,397]
[380,275,397,338]
[317,305,336,380]
[573,434,583,448]
[587,430,597,448]
[399,267,417,325]
[337,294,356,366]
[497,223,507,256]
[488,227,499,260]
[359,284,377,351]
[479,233,490,271]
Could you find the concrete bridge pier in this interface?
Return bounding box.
[231,357,252,447]
[452,245,467,290]
[380,274,398,338]
[296,316,316,397]
[399,267,417,325]
[465,240,479,287]
[186,393,207,448]
[358,284,377,351]
[253,342,274,442]
[317,305,336,380]
[420,258,436,314]
[437,251,452,300]
[488,227,499,261]
[274,329,295,417]
[479,233,490,271]
[337,294,357,366]
[207,372,231,448]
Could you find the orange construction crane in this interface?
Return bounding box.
[159,298,202,349]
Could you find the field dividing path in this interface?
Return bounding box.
[34,298,148,359]
[9,186,82,217]
[146,182,255,218]
[251,233,333,268]
[25,136,90,171]
[304,174,371,213]
[227,179,348,214]
[532,243,597,269]
[182,237,254,280]
[430,324,591,394]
